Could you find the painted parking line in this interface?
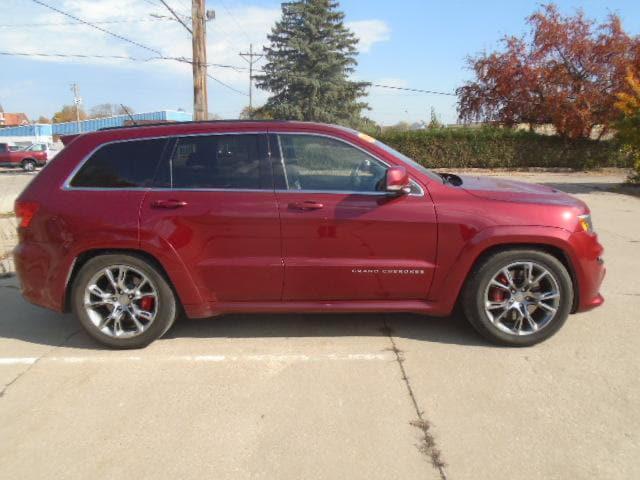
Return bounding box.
[0,353,392,366]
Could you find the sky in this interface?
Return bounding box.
[1,0,639,126]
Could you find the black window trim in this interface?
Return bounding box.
[272,132,425,197]
[62,131,272,192]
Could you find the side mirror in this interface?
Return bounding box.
[385,166,411,195]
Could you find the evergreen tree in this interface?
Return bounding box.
[255,0,369,126]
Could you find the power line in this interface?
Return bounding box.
[219,0,252,44]
[206,72,248,96]
[370,84,456,96]
[158,0,192,34]
[0,18,170,27]
[29,0,245,97]
[0,50,247,70]
[0,47,452,98]
[0,51,152,61]
[30,0,163,56]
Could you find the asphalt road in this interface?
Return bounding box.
[0,171,639,479]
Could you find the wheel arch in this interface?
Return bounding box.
[63,248,181,313]
[466,243,579,313]
[430,226,581,315]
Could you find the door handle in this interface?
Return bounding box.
[151,199,188,209]
[288,201,324,211]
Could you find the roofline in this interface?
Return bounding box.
[97,119,326,132]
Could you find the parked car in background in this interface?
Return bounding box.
[13,121,605,348]
[0,142,21,152]
[0,142,52,171]
[24,142,60,159]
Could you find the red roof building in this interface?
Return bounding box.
[0,111,30,127]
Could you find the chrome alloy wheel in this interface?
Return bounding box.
[483,261,561,336]
[83,265,159,338]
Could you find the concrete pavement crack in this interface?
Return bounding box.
[381,320,448,480]
[0,329,81,398]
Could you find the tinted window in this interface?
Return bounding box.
[71,139,168,188]
[170,134,268,189]
[278,134,387,192]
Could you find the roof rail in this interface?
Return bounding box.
[98,119,295,132]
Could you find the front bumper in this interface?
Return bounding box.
[570,231,605,313]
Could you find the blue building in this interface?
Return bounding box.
[51,110,192,135]
[0,124,53,145]
[0,110,193,145]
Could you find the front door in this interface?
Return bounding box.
[140,133,283,303]
[272,133,438,302]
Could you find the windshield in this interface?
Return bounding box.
[26,144,46,152]
[373,139,441,182]
[332,125,442,182]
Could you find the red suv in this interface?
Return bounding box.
[13,121,605,348]
[0,142,50,171]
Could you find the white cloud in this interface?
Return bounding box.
[347,20,391,53]
[0,1,279,82]
[0,0,390,116]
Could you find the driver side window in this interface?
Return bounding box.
[278,134,386,192]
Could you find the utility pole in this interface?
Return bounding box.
[191,0,208,120]
[70,83,82,133]
[158,0,214,121]
[239,44,263,110]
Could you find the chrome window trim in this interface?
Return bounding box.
[274,132,424,197]
[62,129,425,197]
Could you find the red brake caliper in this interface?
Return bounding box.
[139,296,155,312]
[490,274,508,302]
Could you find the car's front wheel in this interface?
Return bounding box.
[462,249,573,346]
[71,254,177,349]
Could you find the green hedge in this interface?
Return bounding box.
[375,127,632,170]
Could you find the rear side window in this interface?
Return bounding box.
[169,134,269,190]
[70,139,168,188]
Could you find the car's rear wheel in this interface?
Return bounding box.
[71,254,177,349]
[462,249,573,346]
[22,159,36,172]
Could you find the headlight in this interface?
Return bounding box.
[578,214,594,233]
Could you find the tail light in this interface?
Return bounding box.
[15,201,39,228]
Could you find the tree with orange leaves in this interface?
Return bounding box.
[615,69,640,183]
[457,3,640,140]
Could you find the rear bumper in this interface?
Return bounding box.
[13,242,68,313]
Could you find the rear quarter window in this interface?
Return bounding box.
[70,138,168,188]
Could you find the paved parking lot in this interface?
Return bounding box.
[1,171,639,479]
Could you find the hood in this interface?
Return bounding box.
[458,175,586,208]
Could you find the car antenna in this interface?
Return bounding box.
[121,104,138,125]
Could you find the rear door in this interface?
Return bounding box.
[271,133,438,302]
[140,133,283,303]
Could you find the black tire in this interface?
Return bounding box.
[22,159,37,172]
[71,254,177,349]
[462,249,573,347]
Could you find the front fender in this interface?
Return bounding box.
[428,225,577,315]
